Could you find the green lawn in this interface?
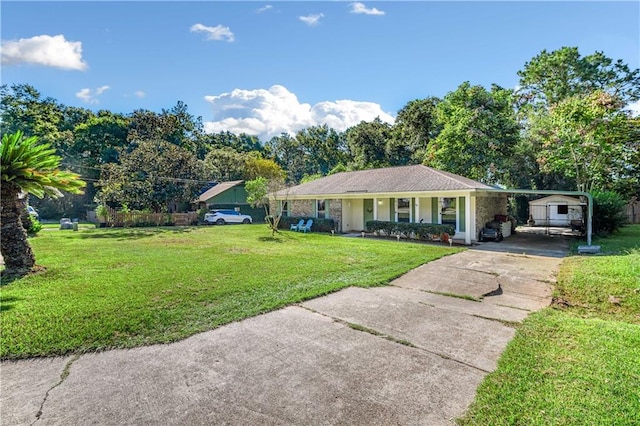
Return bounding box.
[458,225,640,425]
[0,225,460,359]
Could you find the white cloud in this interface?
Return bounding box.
[76,85,110,104]
[257,4,273,13]
[134,90,146,98]
[1,34,87,70]
[203,85,394,141]
[299,13,325,26]
[626,99,640,117]
[190,23,234,42]
[349,2,385,16]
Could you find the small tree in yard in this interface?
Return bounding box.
[246,177,286,236]
[1,131,85,279]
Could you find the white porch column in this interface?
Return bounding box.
[373,197,378,220]
[414,198,420,223]
[465,194,472,245]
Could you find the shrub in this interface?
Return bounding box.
[22,214,43,236]
[365,220,455,240]
[279,216,336,233]
[592,191,627,235]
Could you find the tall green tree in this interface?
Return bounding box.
[425,82,520,185]
[295,124,347,176]
[517,47,640,194]
[389,97,441,164]
[203,147,248,181]
[0,84,65,149]
[533,91,636,193]
[345,118,393,169]
[1,131,85,278]
[127,102,204,156]
[97,140,205,212]
[265,133,307,183]
[243,153,286,181]
[517,47,640,108]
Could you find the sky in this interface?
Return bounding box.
[2,1,639,141]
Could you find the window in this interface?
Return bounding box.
[397,198,411,222]
[557,205,568,215]
[316,199,326,219]
[441,197,456,227]
[280,200,289,216]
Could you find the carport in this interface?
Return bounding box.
[478,189,596,250]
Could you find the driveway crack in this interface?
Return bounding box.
[31,354,81,425]
[299,305,491,374]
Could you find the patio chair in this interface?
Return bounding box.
[299,219,313,233]
[290,219,305,231]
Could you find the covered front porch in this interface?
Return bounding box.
[284,191,509,245]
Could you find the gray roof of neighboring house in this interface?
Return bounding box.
[278,165,493,197]
[197,180,244,203]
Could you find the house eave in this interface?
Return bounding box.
[271,188,487,201]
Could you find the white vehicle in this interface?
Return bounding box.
[204,209,252,225]
[27,205,39,220]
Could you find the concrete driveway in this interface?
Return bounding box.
[1,234,568,425]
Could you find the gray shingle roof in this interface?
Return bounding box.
[197,180,244,203]
[280,165,492,197]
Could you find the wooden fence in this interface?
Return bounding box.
[626,198,640,224]
[101,208,198,227]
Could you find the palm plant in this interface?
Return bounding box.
[1,131,85,279]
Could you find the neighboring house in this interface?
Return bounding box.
[196,180,265,221]
[271,165,510,245]
[528,195,584,227]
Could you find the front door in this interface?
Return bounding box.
[363,199,374,230]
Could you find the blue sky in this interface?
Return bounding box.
[2,1,639,141]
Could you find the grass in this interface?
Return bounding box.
[0,225,460,359]
[458,225,640,425]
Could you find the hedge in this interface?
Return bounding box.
[365,220,455,240]
[279,216,336,233]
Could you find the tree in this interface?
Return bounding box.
[202,131,264,154]
[532,91,634,192]
[243,153,286,181]
[517,48,640,193]
[389,97,441,164]
[265,132,306,183]
[97,140,205,212]
[126,102,204,156]
[0,84,64,145]
[517,47,640,108]
[1,131,85,279]
[295,124,347,176]
[245,176,286,236]
[345,118,392,169]
[425,82,520,185]
[203,147,248,181]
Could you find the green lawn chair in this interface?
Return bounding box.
[299,219,313,233]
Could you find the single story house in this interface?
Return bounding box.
[195,180,265,221]
[271,165,510,245]
[528,195,584,227]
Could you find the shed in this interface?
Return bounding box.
[528,195,583,226]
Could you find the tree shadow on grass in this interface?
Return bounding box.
[0,295,22,311]
[59,227,196,241]
[257,231,299,243]
[258,236,286,243]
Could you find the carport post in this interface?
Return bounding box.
[585,192,593,246]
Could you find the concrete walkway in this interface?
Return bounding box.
[1,234,568,425]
